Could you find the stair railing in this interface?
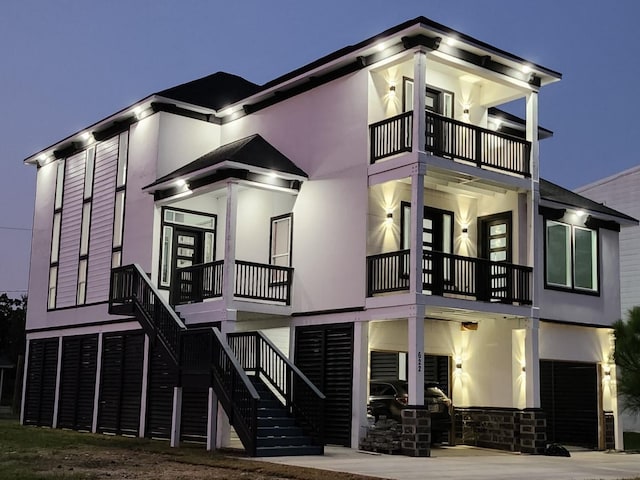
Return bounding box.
[110,264,186,364]
[210,328,260,456]
[228,331,325,446]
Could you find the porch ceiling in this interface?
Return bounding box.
[424,305,525,324]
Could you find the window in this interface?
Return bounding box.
[48,160,65,309]
[545,220,598,292]
[270,214,292,267]
[111,132,129,268]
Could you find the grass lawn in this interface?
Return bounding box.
[0,419,382,480]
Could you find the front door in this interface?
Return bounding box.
[478,212,512,301]
[172,228,204,302]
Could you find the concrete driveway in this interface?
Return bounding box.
[259,446,640,480]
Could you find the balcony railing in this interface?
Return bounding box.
[367,249,532,305]
[369,111,531,177]
[172,260,293,306]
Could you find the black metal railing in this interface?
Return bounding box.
[422,250,532,304]
[171,260,223,304]
[110,264,185,364]
[227,331,325,447]
[365,250,532,305]
[369,111,413,162]
[210,328,260,456]
[172,260,293,306]
[425,111,531,176]
[368,111,531,177]
[366,249,410,296]
[234,261,293,305]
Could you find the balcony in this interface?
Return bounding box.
[369,111,531,177]
[366,249,532,305]
[171,260,293,306]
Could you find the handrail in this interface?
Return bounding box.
[228,331,325,446]
[110,264,185,363]
[210,327,260,456]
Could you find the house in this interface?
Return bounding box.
[576,167,640,435]
[21,16,635,456]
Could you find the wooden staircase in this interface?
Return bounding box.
[109,264,325,457]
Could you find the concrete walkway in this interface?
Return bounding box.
[258,446,640,480]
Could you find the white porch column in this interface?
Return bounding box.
[52,336,63,428]
[91,332,104,433]
[206,387,219,452]
[138,333,150,438]
[223,181,238,305]
[525,91,539,183]
[412,49,428,153]
[351,320,369,448]
[20,339,30,424]
[407,305,425,405]
[409,165,426,294]
[524,317,540,408]
[170,386,182,447]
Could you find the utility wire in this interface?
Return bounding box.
[0,226,31,231]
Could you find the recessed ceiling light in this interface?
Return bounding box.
[522,65,531,74]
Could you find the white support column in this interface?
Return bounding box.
[223,181,238,306]
[524,317,540,408]
[525,91,539,183]
[351,320,369,448]
[407,305,425,405]
[170,386,182,448]
[91,332,104,433]
[409,165,426,294]
[52,336,63,428]
[412,49,428,153]
[216,315,235,449]
[20,338,30,424]
[138,333,150,438]
[0,369,4,405]
[206,387,219,452]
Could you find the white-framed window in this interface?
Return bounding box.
[545,220,598,292]
[48,160,65,309]
[111,131,129,268]
[270,214,292,267]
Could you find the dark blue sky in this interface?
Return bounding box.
[1,0,639,294]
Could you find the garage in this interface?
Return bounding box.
[540,360,599,448]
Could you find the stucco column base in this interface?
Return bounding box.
[520,408,546,454]
[401,406,431,457]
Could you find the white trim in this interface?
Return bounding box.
[139,334,150,438]
[20,339,30,424]
[206,387,218,452]
[170,386,182,448]
[52,336,63,428]
[92,332,103,433]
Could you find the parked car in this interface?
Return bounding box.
[368,378,452,442]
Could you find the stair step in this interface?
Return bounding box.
[257,425,303,437]
[257,435,313,447]
[257,407,288,417]
[258,399,283,408]
[258,416,295,427]
[255,445,323,457]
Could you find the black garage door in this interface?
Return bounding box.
[146,344,179,440]
[540,360,598,448]
[295,323,353,447]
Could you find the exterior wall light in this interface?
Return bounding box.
[455,362,462,370]
[385,211,393,224]
[522,65,532,74]
[521,364,526,373]
[388,82,396,96]
[461,226,469,239]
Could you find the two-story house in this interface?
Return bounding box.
[21,16,634,456]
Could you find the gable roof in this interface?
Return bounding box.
[157,71,261,111]
[540,178,637,223]
[145,134,307,191]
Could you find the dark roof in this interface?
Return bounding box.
[540,178,637,222]
[157,72,261,111]
[488,107,553,140]
[146,134,307,190]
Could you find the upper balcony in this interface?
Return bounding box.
[370,110,531,177]
[368,51,544,181]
